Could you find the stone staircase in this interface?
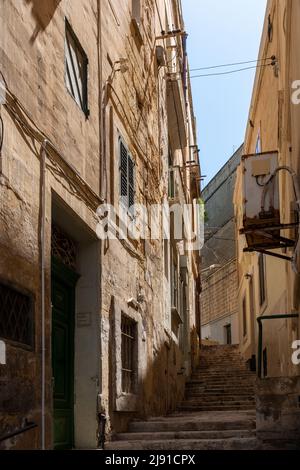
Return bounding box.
[180,344,256,412]
[106,345,260,450]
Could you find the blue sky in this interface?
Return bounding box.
[182,0,267,184]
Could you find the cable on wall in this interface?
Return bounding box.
[190,62,275,79]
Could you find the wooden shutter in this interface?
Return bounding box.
[65,20,88,116]
[128,155,135,208]
[119,138,135,208]
[120,139,128,200]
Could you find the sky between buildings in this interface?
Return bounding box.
[182,0,267,185]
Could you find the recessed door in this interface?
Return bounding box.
[51,259,78,450]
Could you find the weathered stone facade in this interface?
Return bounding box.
[200,146,242,345]
[0,0,201,449]
[234,0,300,441]
[201,260,239,344]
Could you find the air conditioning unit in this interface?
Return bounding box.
[241,151,281,249]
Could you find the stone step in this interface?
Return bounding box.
[187,391,255,397]
[199,369,248,372]
[188,380,255,387]
[198,359,247,369]
[182,397,255,405]
[178,404,255,412]
[185,395,255,402]
[113,429,256,441]
[190,376,256,382]
[191,378,255,384]
[129,416,256,433]
[105,437,259,450]
[186,384,255,391]
[193,370,255,376]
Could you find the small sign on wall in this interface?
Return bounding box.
[0,340,6,365]
[77,312,92,328]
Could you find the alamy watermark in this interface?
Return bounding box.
[0,78,6,105]
[292,340,300,365]
[96,199,205,251]
[291,81,300,105]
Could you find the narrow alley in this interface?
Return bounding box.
[0,0,300,458]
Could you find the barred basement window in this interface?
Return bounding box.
[65,19,89,117]
[119,137,135,210]
[121,315,137,394]
[0,282,34,348]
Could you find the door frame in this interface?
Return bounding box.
[51,256,79,450]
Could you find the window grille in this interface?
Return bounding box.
[119,138,135,209]
[51,224,77,270]
[121,315,137,394]
[65,19,89,116]
[0,282,34,347]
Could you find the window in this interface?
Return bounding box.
[0,282,34,348]
[119,138,135,209]
[258,253,266,307]
[170,249,178,310]
[255,130,261,154]
[242,296,247,338]
[121,315,137,393]
[224,324,232,345]
[132,0,141,27]
[65,20,88,116]
[164,239,169,280]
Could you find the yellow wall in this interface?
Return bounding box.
[234,0,300,377]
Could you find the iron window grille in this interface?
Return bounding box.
[121,315,137,394]
[0,282,34,348]
[119,137,135,211]
[65,19,89,117]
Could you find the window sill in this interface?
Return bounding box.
[115,392,138,412]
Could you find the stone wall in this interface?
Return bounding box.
[201,260,238,344]
[256,377,300,448]
[0,0,200,448]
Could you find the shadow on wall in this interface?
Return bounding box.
[25,0,61,43]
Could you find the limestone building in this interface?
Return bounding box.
[0,0,201,449]
[234,0,300,442]
[200,146,242,345]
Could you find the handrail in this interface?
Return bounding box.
[0,420,38,442]
[257,314,299,378]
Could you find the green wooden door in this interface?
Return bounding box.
[51,259,79,450]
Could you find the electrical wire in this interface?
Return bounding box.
[191,62,274,79]
[190,57,274,72]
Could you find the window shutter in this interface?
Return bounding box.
[120,140,128,199]
[65,20,88,116]
[128,155,135,208]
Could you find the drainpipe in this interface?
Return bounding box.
[40,139,48,450]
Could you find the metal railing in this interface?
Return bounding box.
[0,419,38,443]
